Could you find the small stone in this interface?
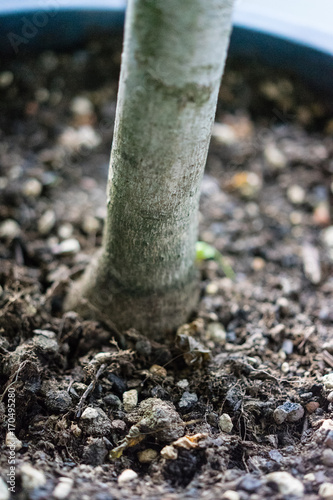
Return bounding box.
[273,408,287,425]
[319,482,333,500]
[282,339,293,355]
[138,448,158,463]
[287,185,305,204]
[22,178,43,198]
[322,449,333,467]
[322,373,333,390]
[20,464,46,491]
[206,282,219,295]
[71,423,82,438]
[238,474,262,493]
[118,469,138,485]
[82,215,100,235]
[276,297,290,316]
[161,445,178,460]
[104,394,122,410]
[229,171,262,199]
[135,339,152,356]
[70,96,94,116]
[59,125,101,151]
[38,209,56,235]
[46,390,72,413]
[273,401,304,424]
[128,397,184,442]
[290,211,303,225]
[111,419,126,432]
[108,373,127,395]
[33,331,59,355]
[176,379,189,390]
[57,223,74,239]
[264,144,287,169]
[306,401,320,414]
[6,431,22,451]
[251,257,266,271]
[304,473,315,482]
[0,477,9,500]
[178,391,198,410]
[82,438,108,466]
[149,365,167,378]
[81,407,99,420]
[212,122,237,145]
[322,226,333,249]
[0,71,14,88]
[313,202,330,226]
[300,392,313,400]
[281,362,290,374]
[207,322,226,344]
[219,413,233,433]
[221,491,240,500]
[80,407,112,436]
[52,238,80,255]
[328,392,333,402]
[265,471,304,497]
[123,389,138,412]
[324,431,333,449]
[268,449,283,463]
[53,477,74,499]
[0,219,20,239]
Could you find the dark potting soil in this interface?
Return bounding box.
[0,36,333,500]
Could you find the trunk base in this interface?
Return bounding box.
[64,253,199,342]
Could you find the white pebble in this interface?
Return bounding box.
[38,209,56,235]
[207,322,226,344]
[123,389,138,412]
[281,362,290,374]
[118,469,138,485]
[21,464,46,491]
[22,178,42,198]
[82,215,100,234]
[0,71,14,88]
[59,126,101,152]
[53,477,74,499]
[319,482,333,500]
[58,223,74,240]
[70,96,94,116]
[212,122,237,145]
[221,491,240,500]
[52,238,80,255]
[81,407,99,420]
[176,379,189,390]
[0,219,20,239]
[287,185,305,205]
[219,413,233,433]
[327,391,333,402]
[264,144,287,169]
[265,472,304,497]
[322,373,333,390]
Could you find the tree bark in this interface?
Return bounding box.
[66,0,234,340]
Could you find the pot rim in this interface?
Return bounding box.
[1,0,332,56]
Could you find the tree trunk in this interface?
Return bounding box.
[66,0,234,340]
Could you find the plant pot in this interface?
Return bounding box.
[1,0,333,95]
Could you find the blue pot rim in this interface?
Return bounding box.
[1,0,333,56]
[0,1,332,96]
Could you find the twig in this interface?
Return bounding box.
[75,363,106,418]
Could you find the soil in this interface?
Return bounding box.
[1,35,333,500]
